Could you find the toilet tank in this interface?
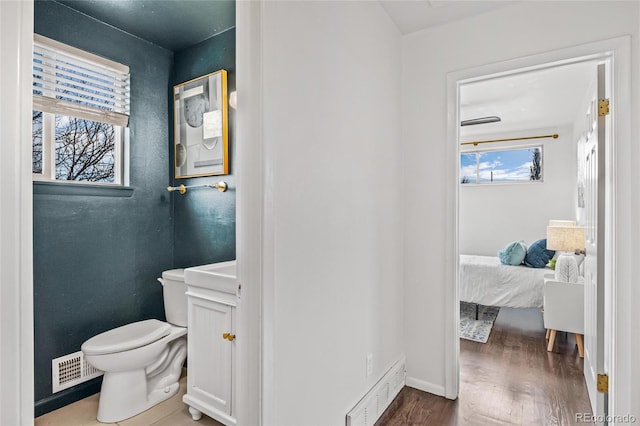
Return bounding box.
[160,269,188,327]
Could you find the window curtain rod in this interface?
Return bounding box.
[461,133,558,146]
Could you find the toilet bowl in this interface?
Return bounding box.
[81,269,188,423]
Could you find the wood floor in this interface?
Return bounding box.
[37,309,589,426]
[376,307,592,426]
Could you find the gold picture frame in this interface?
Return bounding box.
[173,70,228,178]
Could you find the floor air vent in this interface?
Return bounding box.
[52,351,103,393]
[346,357,406,426]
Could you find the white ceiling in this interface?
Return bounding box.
[379,0,517,35]
[459,61,597,139]
[377,1,596,141]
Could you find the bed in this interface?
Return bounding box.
[460,254,550,308]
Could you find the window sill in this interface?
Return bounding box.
[33,181,134,197]
[459,180,545,187]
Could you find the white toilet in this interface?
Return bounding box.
[81,269,188,423]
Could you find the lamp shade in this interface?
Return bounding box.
[548,219,577,227]
[546,226,585,252]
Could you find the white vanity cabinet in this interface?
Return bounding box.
[183,261,237,425]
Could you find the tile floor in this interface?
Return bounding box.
[35,374,223,426]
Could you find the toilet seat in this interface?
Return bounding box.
[82,319,171,356]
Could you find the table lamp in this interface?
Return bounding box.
[546,225,585,283]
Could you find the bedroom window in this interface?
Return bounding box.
[32,34,130,185]
[460,146,543,184]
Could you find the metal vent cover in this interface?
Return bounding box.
[52,351,102,393]
[346,357,406,426]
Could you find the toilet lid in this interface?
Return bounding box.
[81,319,172,355]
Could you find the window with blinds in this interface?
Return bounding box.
[32,35,130,185]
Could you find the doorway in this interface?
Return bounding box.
[458,59,600,422]
[446,37,631,423]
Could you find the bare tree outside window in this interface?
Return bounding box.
[55,115,115,182]
[33,110,43,174]
[529,148,542,181]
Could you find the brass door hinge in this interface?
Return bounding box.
[599,98,610,116]
[597,373,608,393]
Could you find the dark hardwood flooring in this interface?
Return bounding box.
[376,308,592,425]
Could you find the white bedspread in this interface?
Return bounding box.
[460,255,549,308]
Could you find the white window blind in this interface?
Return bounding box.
[33,34,130,127]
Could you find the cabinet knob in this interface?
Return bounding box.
[222,333,236,341]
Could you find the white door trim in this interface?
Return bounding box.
[445,36,632,417]
[0,1,35,425]
[235,1,266,424]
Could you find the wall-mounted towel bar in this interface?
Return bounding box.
[167,182,228,194]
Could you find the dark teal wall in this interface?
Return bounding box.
[34,0,174,415]
[171,29,237,268]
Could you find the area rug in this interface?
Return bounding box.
[460,301,500,343]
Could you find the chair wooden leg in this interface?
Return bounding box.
[575,333,584,358]
[547,330,556,352]
[546,329,550,339]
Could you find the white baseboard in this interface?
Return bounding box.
[405,376,445,397]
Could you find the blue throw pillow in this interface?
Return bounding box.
[498,241,527,266]
[524,238,555,268]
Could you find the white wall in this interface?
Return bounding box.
[459,126,577,256]
[258,2,403,424]
[402,0,639,417]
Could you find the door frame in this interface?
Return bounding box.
[0,1,35,424]
[235,1,265,425]
[3,2,266,424]
[445,36,631,417]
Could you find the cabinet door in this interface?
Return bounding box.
[188,297,234,415]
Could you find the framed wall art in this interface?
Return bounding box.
[173,69,228,178]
